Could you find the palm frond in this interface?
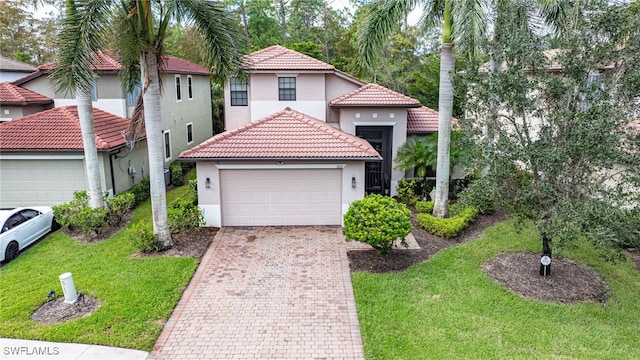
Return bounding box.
[51,0,113,95]
[172,0,243,82]
[453,0,490,60]
[356,0,418,73]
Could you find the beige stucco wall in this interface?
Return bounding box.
[193,160,365,227]
[224,78,251,131]
[102,140,150,195]
[325,74,361,123]
[338,107,408,196]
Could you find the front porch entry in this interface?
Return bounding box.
[356,126,392,195]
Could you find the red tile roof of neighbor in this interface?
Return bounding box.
[243,45,336,71]
[0,106,135,151]
[180,108,382,160]
[329,83,422,107]
[14,51,209,85]
[407,106,458,133]
[0,82,53,105]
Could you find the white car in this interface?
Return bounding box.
[0,206,57,263]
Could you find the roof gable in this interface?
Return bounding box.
[0,106,135,151]
[179,108,381,160]
[0,82,52,105]
[329,83,421,108]
[243,45,336,71]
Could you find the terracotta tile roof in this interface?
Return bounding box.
[15,51,209,84]
[0,56,37,73]
[0,106,135,151]
[243,45,335,71]
[0,82,53,105]
[329,83,421,107]
[179,108,381,160]
[407,106,458,133]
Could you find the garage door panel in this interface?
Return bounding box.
[220,169,342,226]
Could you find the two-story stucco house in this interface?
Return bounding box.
[0,51,213,206]
[180,46,445,227]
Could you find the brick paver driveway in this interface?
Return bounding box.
[148,226,364,360]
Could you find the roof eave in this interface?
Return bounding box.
[329,103,421,108]
[178,156,382,162]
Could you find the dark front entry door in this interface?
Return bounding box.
[356,126,392,195]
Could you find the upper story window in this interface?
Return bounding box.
[175,75,182,102]
[187,75,193,100]
[230,77,248,106]
[126,85,141,107]
[186,122,193,144]
[278,77,296,101]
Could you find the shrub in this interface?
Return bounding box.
[167,188,203,232]
[456,177,495,214]
[126,178,151,206]
[343,194,412,255]
[104,192,135,227]
[170,161,184,186]
[397,180,419,206]
[417,206,478,238]
[72,206,108,238]
[415,201,435,214]
[127,221,159,253]
[52,191,90,230]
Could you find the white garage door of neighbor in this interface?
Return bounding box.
[0,159,87,206]
[220,169,342,226]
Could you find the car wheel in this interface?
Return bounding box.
[4,241,19,263]
[51,218,61,231]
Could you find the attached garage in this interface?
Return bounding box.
[179,108,382,227]
[220,169,342,226]
[0,157,86,206]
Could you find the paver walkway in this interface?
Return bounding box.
[148,226,364,360]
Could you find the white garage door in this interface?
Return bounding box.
[220,169,342,226]
[0,159,87,206]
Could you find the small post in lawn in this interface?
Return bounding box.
[540,254,551,277]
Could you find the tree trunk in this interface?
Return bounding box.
[239,0,251,50]
[432,42,454,218]
[542,233,552,256]
[141,51,173,249]
[76,90,104,209]
[277,0,287,44]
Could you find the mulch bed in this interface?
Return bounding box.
[134,227,218,259]
[32,295,101,324]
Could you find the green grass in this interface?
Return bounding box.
[0,178,199,351]
[352,220,640,359]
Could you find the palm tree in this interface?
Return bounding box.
[51,0,112,209]
[113,0,242,248]
[394,136,437,196]
[358,0,488,218]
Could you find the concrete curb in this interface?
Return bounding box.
[0,338,148,360]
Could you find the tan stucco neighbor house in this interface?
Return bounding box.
[179,46,447,227]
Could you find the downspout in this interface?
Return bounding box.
[109,152,117,194]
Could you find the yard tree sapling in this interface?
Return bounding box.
[459,0,640,269]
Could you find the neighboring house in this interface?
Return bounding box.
[0,82,53,122]
[181,45,446,227]
[0,106,148,206]
[0,56,37,82]
[12,51,213,165]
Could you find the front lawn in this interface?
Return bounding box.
[0,184,199,351]
[352,220,640,359]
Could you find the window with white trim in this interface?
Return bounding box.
[278,77,296,101]
[230,77,248,106]
[163,130,172,161]
[187,75,193,100]
[186,122,193,144]
[175,75,182,102]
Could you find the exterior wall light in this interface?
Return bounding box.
[352,176,356,188]
[205,177,211,189]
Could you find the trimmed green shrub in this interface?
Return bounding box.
[170,161,184,186]
[397,180,419,206]
[456,177,495,214]
[417,206,479,238]
[126,178,151,206]
[52,191,90,230]
[343,194,412,255]
[415,201,435,214]
[72,206,108,238]
[126,221,159,253]
[167,188,203,232]
[104,192,135,227]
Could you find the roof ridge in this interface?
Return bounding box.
[4,82,26,102]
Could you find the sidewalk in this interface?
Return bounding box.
[0,338,148,360]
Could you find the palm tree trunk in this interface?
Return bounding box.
[141,51,173,248]
[76,90,104,209]
[432,42,454,218]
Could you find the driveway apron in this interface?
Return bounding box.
[148,226,364,359]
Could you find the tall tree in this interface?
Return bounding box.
[460,0,640,262]
[358,0,489,218]
[114,0,242,249]
[51,0,111,209]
